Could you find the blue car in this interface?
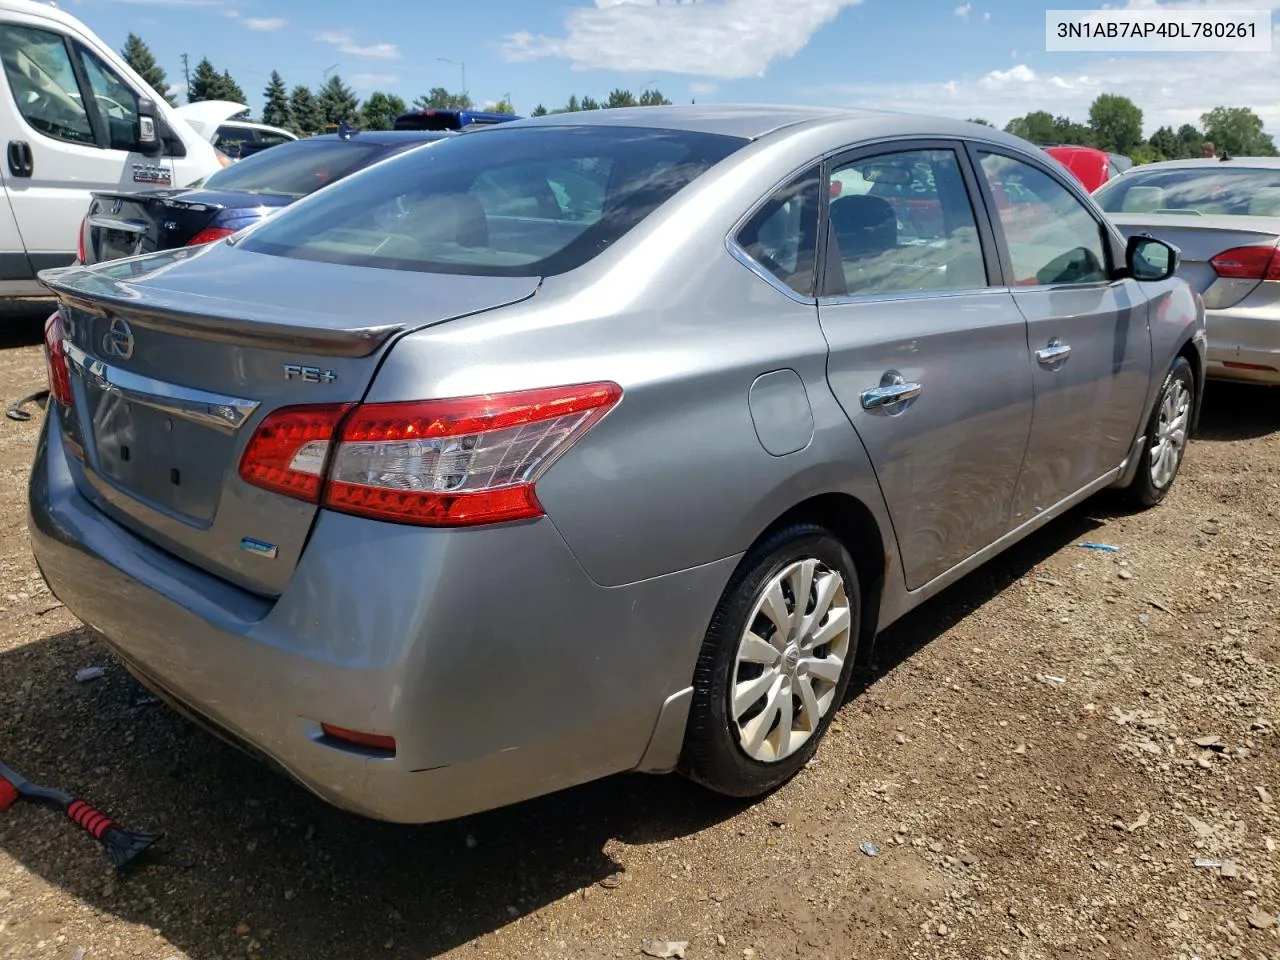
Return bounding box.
[78,129,453,266]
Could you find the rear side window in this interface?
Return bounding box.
[735,167,821,296]
[0,25,94,145]
[201,139,388,198]
[238,126,747,276]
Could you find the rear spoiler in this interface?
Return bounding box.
[89,191,227,215]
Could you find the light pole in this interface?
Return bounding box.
[322,63,340,82]
[437,57,466,100]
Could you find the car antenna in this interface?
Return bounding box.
[1219,150,1231,162]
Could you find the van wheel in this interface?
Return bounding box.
[1127,356,1195,508]
[679,523,860,798]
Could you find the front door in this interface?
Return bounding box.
[0,20,172,270]
[818,142,1033,590]
[971,147,1152,523]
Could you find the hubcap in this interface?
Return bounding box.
[1149,378,1190,489]
[730,558,853,764]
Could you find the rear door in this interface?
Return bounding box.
[0,18,173,270]
[970,146,1152,520]
[817,140,1033,590]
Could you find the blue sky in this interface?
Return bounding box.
[73,0,1279,136]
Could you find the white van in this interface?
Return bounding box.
[0,0,227,298]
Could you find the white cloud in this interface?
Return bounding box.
[983,10,990,20]
[503,0,865,78]
[351,73,399,89]
[225,8,238,17]
[317,30,400,60]
[690,81,719,95]
[954,2,971,19]
[245,17,285,30]
[811,44,1280,138]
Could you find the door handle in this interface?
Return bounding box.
[861,371,923,412]
[1035,337,1071,367]
[6,140,32,178]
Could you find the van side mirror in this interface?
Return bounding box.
[135,97,163,157]
[1126,234,1179,282]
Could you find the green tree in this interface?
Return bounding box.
[580,95,600,111]
[187,58,221,103]
[1147,125,1178,161]
[261,71,291,129]
[966,117,993,127]
[1201,106,1277,157]
[1004,110,1057,144]
[289,85,323,136]
[531,103,548,117]
[1175,123,1205,159]
[638,88,673,107]
[414,87,472,110]
[317,74,361,128]
[361,91,406,131]
[490,98,517,115]
[121,34,175,106]
[1088,93,1143,154]
[1053,116,1095,147]
[606,88,637,108]
[219,70,247,106]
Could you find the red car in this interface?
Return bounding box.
[1044,145,1132,193]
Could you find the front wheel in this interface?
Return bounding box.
[678,523,861,798]
[1126,356,1195,507]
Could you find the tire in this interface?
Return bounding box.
[1126,356,1195,508]
[678,523,861,798]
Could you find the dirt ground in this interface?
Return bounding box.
[1,305,1277,960]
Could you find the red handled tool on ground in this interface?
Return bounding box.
[0,760,160,871]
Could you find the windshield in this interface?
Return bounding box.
[1095,166,1280,217]
[200,139,389,198]
[237,125,747,276]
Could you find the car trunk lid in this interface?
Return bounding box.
[1108,213,1280,310]
[40,243,540,596]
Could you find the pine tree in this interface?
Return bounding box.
[261,71,291,129]
[121,34,174,106]
[219,70,247,106]
[289,85,323,136]
[317,74,361,128]
[360,91,406,131]
[187,58,221,103]
[531,104,548,117]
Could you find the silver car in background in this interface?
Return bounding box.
[1096,157,1280,385]
[30,106,1204,824]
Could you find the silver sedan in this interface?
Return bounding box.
[1097,156,1280,385]
[30,106,1204,823]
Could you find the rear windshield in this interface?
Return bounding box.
[236,125,748,276]
[200,139,389,199]
[1095,166,1280,217]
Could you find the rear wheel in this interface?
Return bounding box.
[1127,356,1195,507]
[679,523,860,798]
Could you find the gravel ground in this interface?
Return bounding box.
[1,307,1278,960]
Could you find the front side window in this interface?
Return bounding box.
[827,148,987,297]
[735,167,821,296]
[979,152,1110,286]
[0,25,93,145]
[238,126,747,276]
[77,47,139,152]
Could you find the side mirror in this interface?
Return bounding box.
[135,96,163,157]
[1127,234,1179,282]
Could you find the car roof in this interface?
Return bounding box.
[1123,156,1280,173]
[487,103,1014,144]
[301,130,457,146]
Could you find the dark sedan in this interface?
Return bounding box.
[78,130,453,265]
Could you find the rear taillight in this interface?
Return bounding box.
[187,226,237,247]
[1210,245,1280,281]
[76,217,85,264]
[238,404,352,502]
[43,311,72,407]
[238,383,622,527]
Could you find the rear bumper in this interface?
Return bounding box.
[29,414,734,823]
[1206,302,1280,385]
